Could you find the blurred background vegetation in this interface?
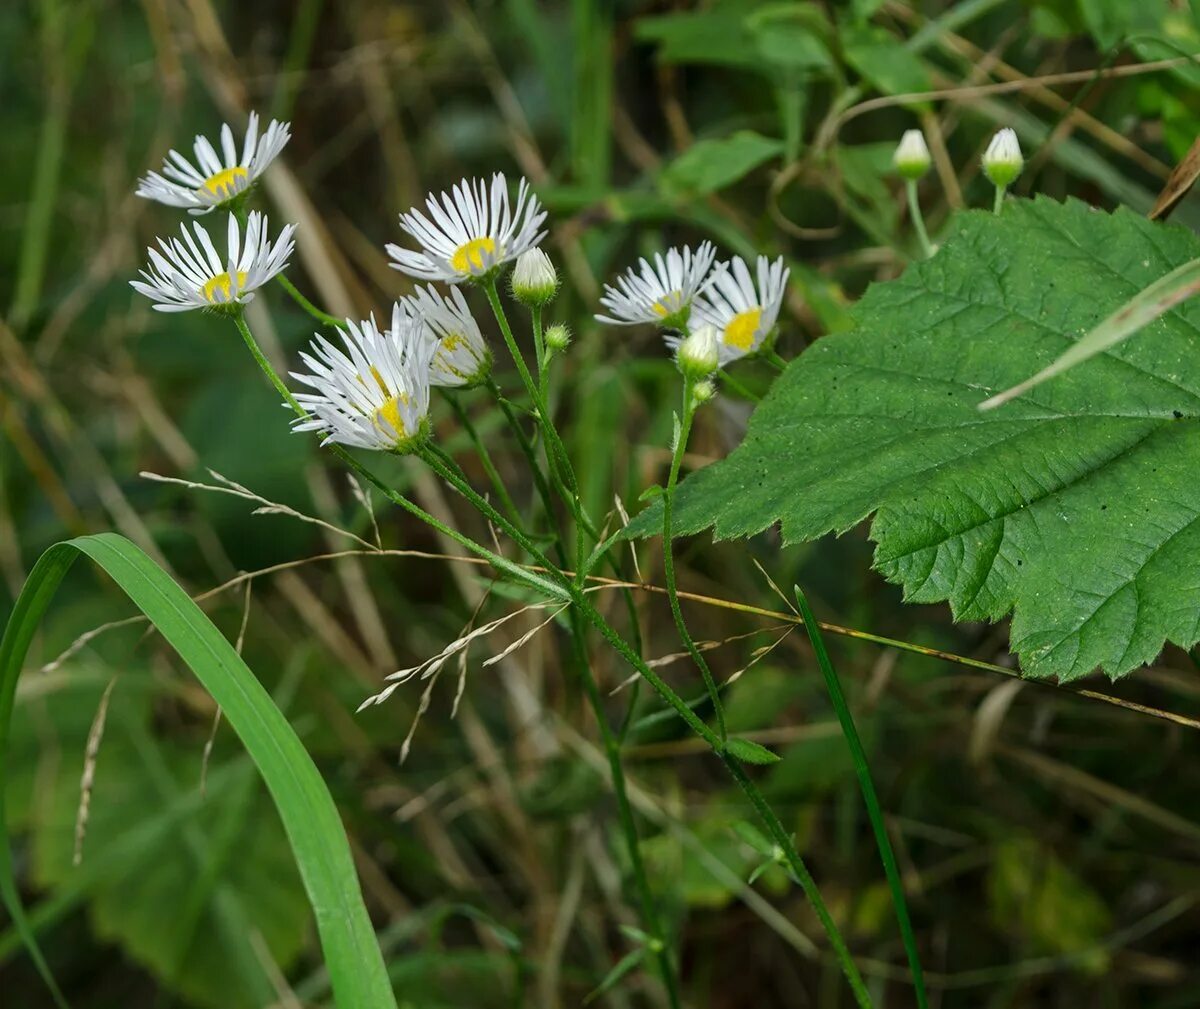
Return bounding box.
[4,0,1200,1006]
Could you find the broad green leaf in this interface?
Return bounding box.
[659,131,784,197]
[635,9,761,71]
[841,24,930,97]
[630,198,1200,682]
[0,534,397,1009]
[980,255,1200,409]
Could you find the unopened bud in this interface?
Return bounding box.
[545,323,571,353]
[691,379,716,407]
[676,324,720,380]
[893,130,931,181]
[510,248,558,307]
[982,128,1023,189]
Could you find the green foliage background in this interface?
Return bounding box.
[4,1,1200,1006]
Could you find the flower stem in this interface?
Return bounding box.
[763,348,788,372]
[664,379,727,742]
[906,179,934,259]
[993,184,1007,215]
[234,309,868,1006]
[792,586,928,1009]
[718,370,760,402]
[276,275,345,328]
[414,446,869,1006]
[481,276,577,495]
[439,390,523,531]
[566,608,683,1009]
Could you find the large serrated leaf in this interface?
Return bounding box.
[630,197,1200,682]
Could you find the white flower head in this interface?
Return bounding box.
[676,324,720,380]
[595,241,719,329]
[983,128,1023,189]
[893,129,931,180]
[678,255,789,365]
[291,306,435,453]
[387,173,547,283]
[135,112,291,214]
[510,248,558,306]
[130,211,295,314]
[399,285,492,388]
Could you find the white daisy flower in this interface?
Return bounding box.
[386,173,547,283]
[400,285,492,388]
[681,255,789,365]
[595,241,718,328]
[291,306,435,453]
[130,211,296,313]
[135,112,291,214]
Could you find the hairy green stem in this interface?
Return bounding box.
[664,378,727,742]
[481,276,577,495]
[235,309,868,1005]
[277,275,345,328]
[905,179,934,259]
[992,184,1007,215]
[439,390,523,530]
[567,608,682,1009]
[793,586,928,1008]
[416,446,869,1004]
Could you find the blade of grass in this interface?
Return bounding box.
[0,533,397,1009]
[979,255,1200,410]
[793,584,928,1009]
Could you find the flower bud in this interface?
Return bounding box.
[893,129,931,181]
[982,128,1023,189]
[691,378,716,407]
[545,323,571,353]
[510,248,558,307]
[676,324,720,381]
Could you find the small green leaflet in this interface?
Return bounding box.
[630,197,1200,682]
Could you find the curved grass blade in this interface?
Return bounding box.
[793,584,928,1009]
[979,256,1200,410]
[0,533,397,1009]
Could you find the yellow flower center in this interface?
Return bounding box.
[652,293,683,318]
[198,166,248,198]
[723,307,763,352]
[202,271,248,303]
[373,397,409,439]
[451,237,497,274]
[442,333,462,352]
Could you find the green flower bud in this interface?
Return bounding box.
[676,324,719,381]
[893,129,931,181]
[983,128,1023,190]
[510,248,558,307]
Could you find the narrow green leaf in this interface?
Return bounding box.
[980,256,1200,410]
[584,948,646,1004]
[659,131,783,197]
[0,534,397,1009]
[732,820,775,857]
[725,738,781,765]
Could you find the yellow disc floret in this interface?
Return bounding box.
[373,396,409,439]
[451,237,497,274]
[722,307,763,352]
[202,270,248,303]
[198,166,248,198]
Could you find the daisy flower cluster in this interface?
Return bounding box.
[131,110,792,458]
[595,241,789,372]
